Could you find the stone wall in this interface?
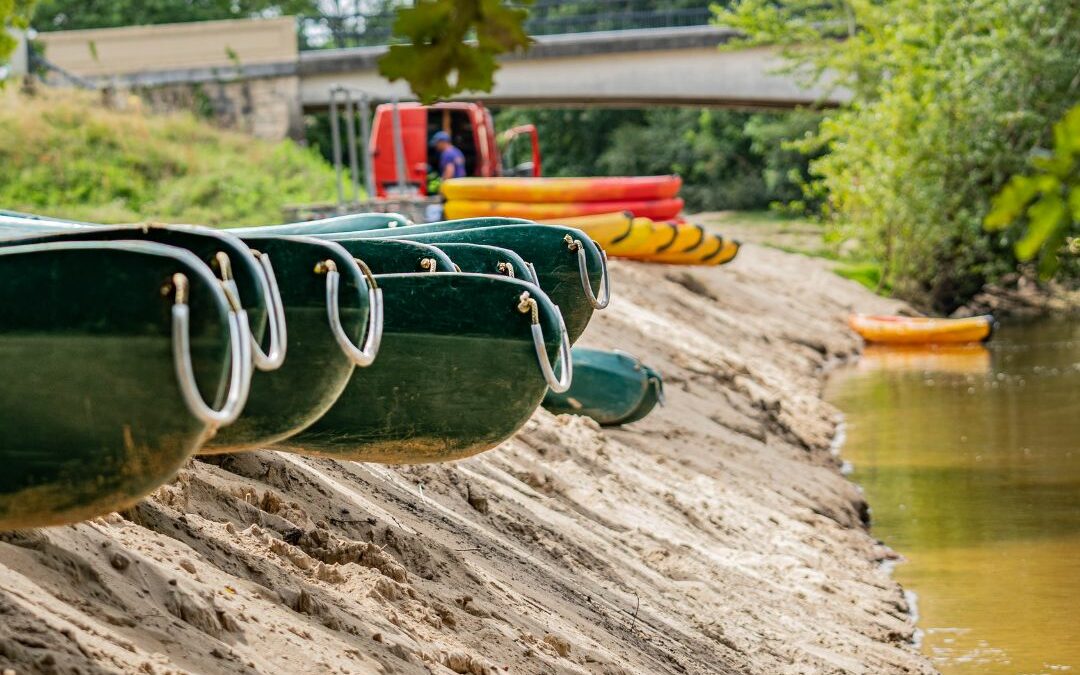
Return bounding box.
[131,74,303,141]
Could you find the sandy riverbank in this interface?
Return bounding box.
[0,243,934,675]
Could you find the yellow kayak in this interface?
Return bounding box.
[640,230,713,264]
[603,217,658,257]
[539,211,634,246]
[849,314,995,344]
[703,238,740,266]
[617,221,703,260]
[609,220,673,257]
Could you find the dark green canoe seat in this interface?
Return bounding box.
[280,272,571,464]
[0,240,249,529]
[543,348,663,426]
[431,243,537,284]
[0,218,287,373]
[200,235,379,453]
[330,238,456,275]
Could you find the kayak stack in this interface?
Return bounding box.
[440,176,739,267]
[442,175,684,221]
[541,212,739,266]
[0,211,613,530]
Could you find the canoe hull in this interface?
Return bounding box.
[201,236,368,453]
[849,314,995,344]
[0,244,232,529]
[282,273,564,463]
[543,348,661,426]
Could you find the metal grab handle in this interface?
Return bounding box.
[171,273,253,428]
[564,235,611,310]
[518,291,573,393]
[214,250,286,372]
[319,259,383,367]
[249,251,288,371]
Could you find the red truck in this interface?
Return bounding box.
[369,101,541,198]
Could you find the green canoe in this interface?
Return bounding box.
[431,243,537,284]
[0,240,250,529]
[280,272,571,463]
[231,211,412,235]
[330,238,456,275]
[200,235,379,453]
[542,348,664,426]
[327,224,609,343]
[0,218,286,372]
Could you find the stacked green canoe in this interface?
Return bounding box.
[0,209,613,529]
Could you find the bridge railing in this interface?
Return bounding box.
[298,1,717,50]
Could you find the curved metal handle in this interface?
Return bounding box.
[248,251,288,371]
[564,235,611,310]
[518,291,573,393]
[171,273,252,428]
[319,258,383,367]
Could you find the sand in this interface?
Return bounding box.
[0,243,934,675]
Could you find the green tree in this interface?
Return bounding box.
[985,104,1080,278]
[1,0,36,62]
[717,0,1080,311]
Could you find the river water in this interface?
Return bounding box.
[826,319,1080,675]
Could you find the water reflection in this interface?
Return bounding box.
[827,319,1080,675]
[858,344,992,375]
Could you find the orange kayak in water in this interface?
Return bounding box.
[443,198,684,221]
[849,315,995,344]
[441,175,682,203]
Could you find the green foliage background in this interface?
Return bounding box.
[0,91,337,225]
[718,0,1080,311]
[493,107,822,213]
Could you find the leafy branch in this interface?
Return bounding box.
[985,104,1080,278]
[0,0,36,63]
[378,0,532,104]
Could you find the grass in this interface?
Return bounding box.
[0,90,338,226]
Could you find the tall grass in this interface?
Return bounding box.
[0,90,337,226]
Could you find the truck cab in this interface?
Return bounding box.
[370,102,540,198]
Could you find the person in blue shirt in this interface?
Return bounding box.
[431,131,467,180]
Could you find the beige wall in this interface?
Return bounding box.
[36,16,297,77]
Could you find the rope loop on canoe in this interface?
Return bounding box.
[248,250,288,372]
[419,257,438,273]
[496,261,516,278]
[517,291,573,393]
[563,235,611,310]
[171,272,253,429]
[318,258,383,367]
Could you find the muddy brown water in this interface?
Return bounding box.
[826,319,1080,675]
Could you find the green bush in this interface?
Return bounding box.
[718,0,1080,312]
[0,91,337,226]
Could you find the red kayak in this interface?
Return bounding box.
[444,197,684,221]
[441,175,682,203]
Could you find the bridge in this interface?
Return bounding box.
[299,26,839,110]
[33,12,843,140]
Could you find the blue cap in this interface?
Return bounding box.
[429,130,451,146]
